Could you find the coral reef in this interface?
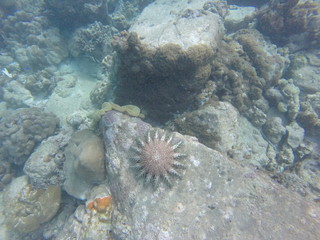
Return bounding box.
[265,79,300,121]
[44,0,154,30]
[210,29,287,124]
[173,101,269,167]
[69,21,118,62]
[1,10,68,72]
[297,92,320,136]
[24,68,57,97]
[0,108,59,165]
[131,129,187,188]
[257,0,320,48]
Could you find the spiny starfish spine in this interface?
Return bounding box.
[131,129,187,189]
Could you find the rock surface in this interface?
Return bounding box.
[0,176,61,237]
[98,111,320,239]
[174,101,269,167]
[112,0,224,122]
[63,129,105,200]
[130,0,223,50]
[23,137,65,188]
[0,108,59,165]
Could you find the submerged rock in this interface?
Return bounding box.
[174,101,269,167]
[23,137,65,188]
[112,0,224,123]
[96,111,320,239]
[63,129,105,200]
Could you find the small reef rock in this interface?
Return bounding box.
[112,0,224,123]
[0,108,59,165]
[96,111,320,239]
[63,129,105,200]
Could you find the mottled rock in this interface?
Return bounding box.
[286,122,305,149]
[175,101,269,167]
[299,159,320,194]
[55,185,114,240]
[2,175,61,234]
[2,80,34,108]
[225,5,256,32]
[130,0,223,50]
[0,108,59,165]
[262,117,286,145]
[63,129,105,200]
[0,161,13,190]
[97,111,320,239]
[174,102,239,152]
[23,138,65,188]
[266,79,300,121]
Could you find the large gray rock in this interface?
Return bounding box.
[96,111,320,240]
[130,0,223,50]
[174,102,269,167]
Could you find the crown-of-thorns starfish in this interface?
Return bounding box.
[131,129,187,188]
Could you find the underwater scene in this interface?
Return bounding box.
[0,0,320,239]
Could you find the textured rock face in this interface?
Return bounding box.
[174,101,269,167]
[23,138,65,188]
[99,111,320,240]
[112,0,224,122]
[130,0,223,50]
[2,176,61,235]
[63,129,105,200]
[0,108,59,165]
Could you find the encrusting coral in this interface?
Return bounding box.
[131,129,187,189]
[87,196,112,213]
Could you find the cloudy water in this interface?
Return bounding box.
[0,0,319,239]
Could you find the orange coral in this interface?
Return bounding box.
[87,196,112,213]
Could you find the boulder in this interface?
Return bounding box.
[96,111,320,239]
[112,0,224,122]
[63,129,105,200]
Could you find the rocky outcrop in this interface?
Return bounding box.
[93,111,320,239]
[112,0,224,123]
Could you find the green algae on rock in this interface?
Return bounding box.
[90,102,144,129]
